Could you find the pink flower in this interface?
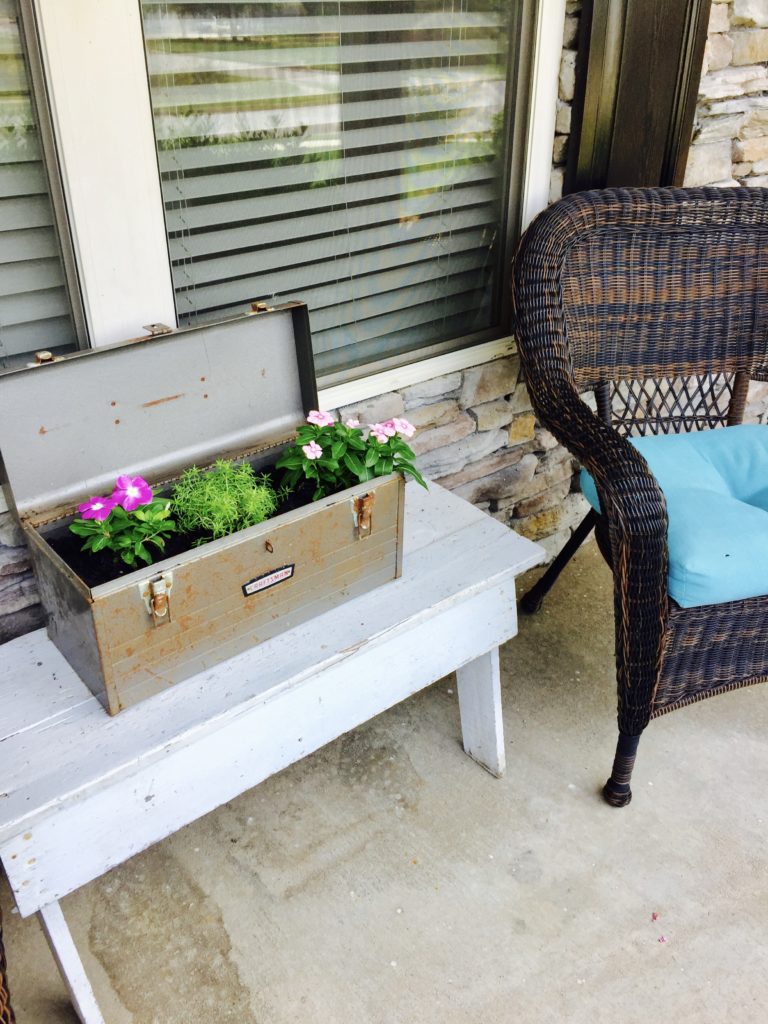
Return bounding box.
[306,410,335,427]
[112,474,153,511]
[78,496,118,521]
[369,421,396,443]
[391,417,416,439]
[345,418,360,428]
[302,440,323,460]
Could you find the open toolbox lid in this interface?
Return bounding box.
[0,303,317,523]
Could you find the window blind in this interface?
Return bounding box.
[141,0,515,375]
[0,0,77,367]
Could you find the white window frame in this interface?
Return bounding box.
[33,0,565,407]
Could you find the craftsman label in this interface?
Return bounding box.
[242,564,295,597]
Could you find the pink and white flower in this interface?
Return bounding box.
[302,440,323,460]
[391,417,416,439]
[306,410,335,427]
[345,418,360,429]
[369,421,397,443]
[112,474,153,512]
[77,495,118,521]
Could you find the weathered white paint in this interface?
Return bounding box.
[34,0,177,345]
[456,649,506,777]
[0,484,542,1014]
[38,902,105,1024]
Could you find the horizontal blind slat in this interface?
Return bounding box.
[0,285,70,327]
[170,183,496,260]
[0,160,46,197]
[173,224,494,312]
[172,202,498,285]
[150,66,505,112]
[157,90,503,158]
[142,13,506,39]
[161,141,496,202]
[166,162,497,233]
[205,244,490,323]
[0,194,53,230]
[0,226,58,263]
[0,255,64,297]
[147,38,504,74]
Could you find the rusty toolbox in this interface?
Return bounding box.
[0,304,405,714]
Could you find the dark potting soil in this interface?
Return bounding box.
[45,468,321,589]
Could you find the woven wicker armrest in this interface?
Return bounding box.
[532,378,668,543]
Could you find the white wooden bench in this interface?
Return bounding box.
[0,483,542,1023]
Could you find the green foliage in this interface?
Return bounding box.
[276,419,427,501]
[171,460,281,542]
[69,499,176,568]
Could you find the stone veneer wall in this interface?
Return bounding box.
[684,0,768,423]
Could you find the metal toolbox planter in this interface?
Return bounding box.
[0,305,405,714]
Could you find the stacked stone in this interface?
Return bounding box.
[338,355,586,564]
[683,0,768,424]
[0,493,44,643]
[550,1,581,203]
[686,0,768,188]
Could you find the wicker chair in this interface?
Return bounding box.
[0,907,14,1024]
[511,186,768,806]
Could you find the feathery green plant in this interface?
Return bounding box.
[171,461,281,542]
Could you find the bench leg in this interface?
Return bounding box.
[456,648,505,777]
[38,902,105,1024]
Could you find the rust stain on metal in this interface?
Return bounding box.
[38,425,47,435]
[142,393,185,409]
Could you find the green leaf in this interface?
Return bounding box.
[343,451,365,476]
[364,446,378,468]
[331,440,346,461]
[91,535,110,552]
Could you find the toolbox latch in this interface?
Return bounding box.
[139,571,174,626]
[352,493,375,539]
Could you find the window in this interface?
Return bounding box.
[0,0,82,369]
[140,0,524,379]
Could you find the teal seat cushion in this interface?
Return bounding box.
[579,424,768,608]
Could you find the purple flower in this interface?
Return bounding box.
[391,417,416,439]
[112,474,153,511]
[306,410,335,427]
[302,440,323,460]
[78,496,118,521]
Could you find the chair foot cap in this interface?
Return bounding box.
[602,780,632,807]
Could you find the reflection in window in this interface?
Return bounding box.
[141,1,518,376]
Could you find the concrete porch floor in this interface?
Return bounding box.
[3,538,767,1023]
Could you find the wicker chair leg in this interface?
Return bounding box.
[0,908,16,1024]
[520,509,598,614]
[603,732,641,807]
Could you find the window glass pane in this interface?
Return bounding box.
[0,0,78,369]
[141,0,517,376]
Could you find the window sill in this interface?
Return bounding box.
[318,335,516,410]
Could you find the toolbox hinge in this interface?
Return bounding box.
[139,571,174,626]
[352,493,375,539]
